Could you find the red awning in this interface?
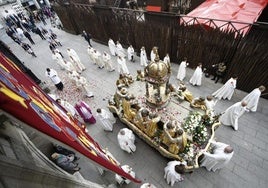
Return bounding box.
[146,5,161,12]
[183,0,268,35]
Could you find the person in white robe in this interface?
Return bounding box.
[96,108,116,131]
[93,49,104,69]
[219,101,249,131]
[108,38,116,56]
[189,63,203,86]
[200,141,234,172]
[164,160,186,186]
[56,98,77,117]
[74,75,94,98]
[51,51,57,61]
[140,46,148,67]
[67,48,86,73]
[140,183,157,188]
[48,93,58,100]
[150,47,157,62]
[56,48,64,56]
[176,57,188,81]
[117,128,136,153]
[51,51,65,70]
[87,46,95,64]
[116,41,126,57]
[150,50,155,62]
[205,96,218,115]
[16,27,24,40]
[115,164,135,185]
[163,53,170,64]
[68,70,80,82]
[45,68,64,91]
[242,85,266,112]
[61,60,77,73]
[127,45,135,62]
[212,76,238,100]
[117,56,130,75]
[102,51,115,72]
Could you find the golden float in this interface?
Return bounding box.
[108,55,220,171]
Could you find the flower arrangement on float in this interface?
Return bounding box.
[182,111,208,145]
[179,143,197,165]
[179,111,212,163]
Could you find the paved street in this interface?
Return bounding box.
[1,22,268,188]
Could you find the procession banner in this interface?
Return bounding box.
[0,53,141,183]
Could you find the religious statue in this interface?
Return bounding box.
[168,129,187,154]
[113,86,128,109]
[122,95,137,122]
[190,97,206,110]
[136,70,145,81]
[161,120,188,155]
[125,74,134,84]
[144,113,161,138]
[133,108,150,132]
[161,121,176,146]
[116,74,131,87]
[176,83,193,103]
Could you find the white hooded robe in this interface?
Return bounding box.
[67,49,86,73]
[127,46,134,61]
[189,66,203,86]
[150,50,156,62]
[87,47,95,63]
[163,55,170,64]
[115,165,135,185]
[62,60,76,72]
[164,160,185,186]
[116,42,126,57]
[200,141,234,172]
[74,76,94,97]
[212,77,237,100]
[219,102,248,130]
[93,50,104,68]
[242,88,261,112]
[96,109,116,131]
[176,61,187,81]
[117,56,129,74]
[117,128,136,153]
[140,48,148,66]
[102,53,115,71]
[108,39,116,56]
[60,100,77,116]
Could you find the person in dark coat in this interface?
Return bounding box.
[51,152,80,172]
[53,144,80,161]
[14,36,22,45]
[33,27,46,40]
[20,42,37,57]
[211,62,227,83]
[49,29,57,39]
[5,28,16,42]
[29,14,36,27]
[82,30,92,47]
[23,30,35,44]
[21,19,31,31]
[49,42,57,52]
